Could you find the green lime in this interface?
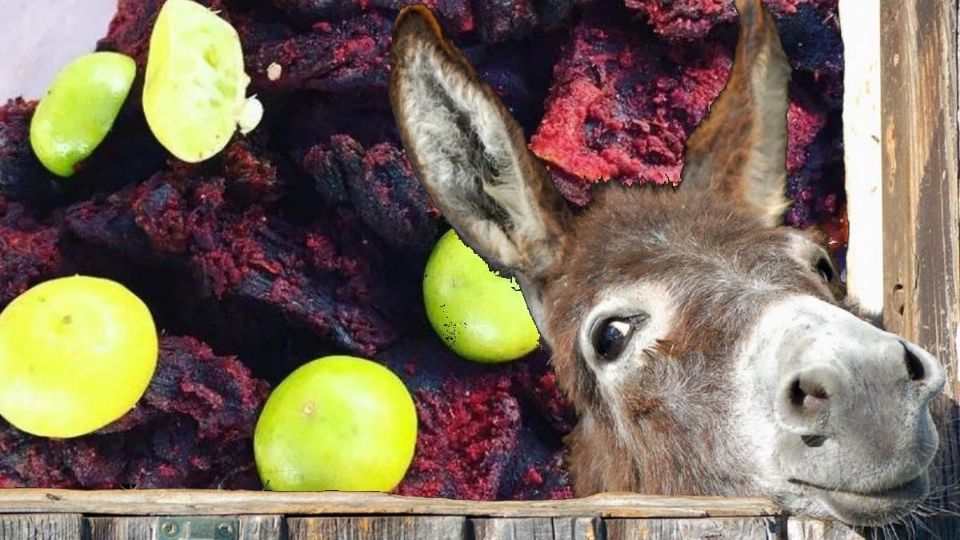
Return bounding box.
[29,52,136,177]
[423,229,540,363]
[254,356,418,492]
[143,0,252,162]
[0,276,158,438]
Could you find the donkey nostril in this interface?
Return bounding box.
[902,342,926,382]
[801,434,827,447]
[789,379,806,408]
[789,377,829,410]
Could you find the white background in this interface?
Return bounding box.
[0,0,117,100]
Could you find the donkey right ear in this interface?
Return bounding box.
[679,0,792,226]
[389,5,572,279]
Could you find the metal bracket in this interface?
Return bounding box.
[156,517,239,540]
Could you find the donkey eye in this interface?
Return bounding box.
[593,314,647,361]
[815,256,835,283]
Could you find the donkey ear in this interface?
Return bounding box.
[389,5,572,279]
[680,0,792,226]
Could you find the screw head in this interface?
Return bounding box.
[217,522,235,537]
[160,521,178,536]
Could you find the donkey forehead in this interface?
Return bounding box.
[561,192,810,286]
[542,190,833,335]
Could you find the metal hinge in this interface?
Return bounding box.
[156,517,239,540]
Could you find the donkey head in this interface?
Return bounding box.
[389,0,945,526]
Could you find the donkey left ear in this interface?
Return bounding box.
[389,5,572,279]
[680,0,792,226]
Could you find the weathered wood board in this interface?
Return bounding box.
[0,490,779,519]
[84,515,283,540]
[0,514,82,540]
[287,517,467,540]
[471,517,601,540]
[880,0,960,519]
[605,518,782,539]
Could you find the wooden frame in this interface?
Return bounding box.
[1,1,958,538]
[881,0,960,516]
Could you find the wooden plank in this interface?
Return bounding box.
[471,517,600,540]
[605,517,781,539]
[789,517,960,539]
[287,516,466,540]
[238,516,284,540]
[0,490,780,518]
[85,517,155,540]
[881,0,960,512]
[85,516,283,540]
[0,514,82,539]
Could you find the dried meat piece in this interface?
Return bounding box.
[398,376,522,499]
[0,99,58,206]
[378,338,572,500]
[250,13,393,93]
[625,0,840,58]
[66,171,403,357]
[0,199,67,306]
[530,19,732,185]
[474,0,539,42]
[302,135,440,253]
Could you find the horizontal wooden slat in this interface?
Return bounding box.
[287,516,466,540]
[0,514,82,539]
[0,490,779,519]
[605,517,782,539]
[471,517,601,540]
[84,515,284,540]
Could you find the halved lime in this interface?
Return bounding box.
[30,52,136,177]
[143,0,251,163]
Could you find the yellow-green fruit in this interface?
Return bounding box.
[30,52,136,177]
[0,276,158,438]
[423,229,540,363]
[143,0,251,162]
[254,356,418,492]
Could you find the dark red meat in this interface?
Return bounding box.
[0,198,66,305]
[64,169,402,358]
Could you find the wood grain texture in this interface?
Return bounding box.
[85,516,283,540]
[605,517,782,539]
[471,517,600,540]
[237,516,284,540]
[0,490,779,518]
[85,517,155,540]
[880,0,960,520]
[0,514,82,540]
[287,516,466,540]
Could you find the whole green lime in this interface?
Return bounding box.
[0,276,158,438]
[423,229,540,363]
[30,52,136,177]
[254,356,418,492]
